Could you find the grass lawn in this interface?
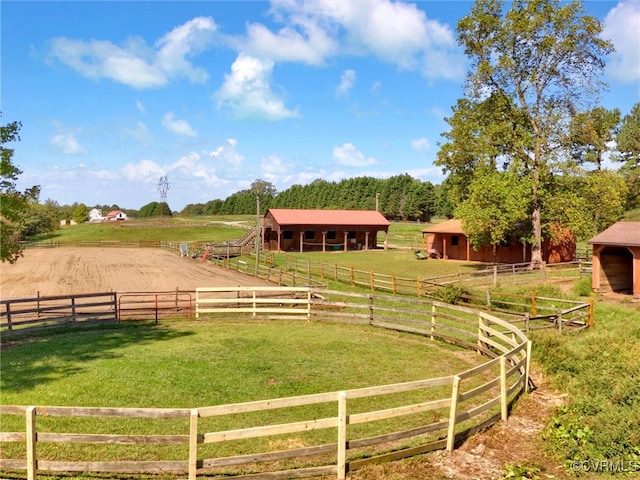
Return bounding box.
[1,319,480,466]
[29,217,252,244]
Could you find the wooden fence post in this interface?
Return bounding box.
[557,310,563,334]
[370,271,374,292]
[531,291,537,316]
[446,376,461,452]
[26,406,36,480]
[588,298,594,328]
[368,295,374,325]
[337,392,347,480]
[71,297,76,324]
[493,265,498,286]
[188,409,199,480]
[350,267,355,287]
[430,304,436,340]
[525,340,532,393]
[477,316,485,354]
[500,356,508,421]
[6,302,12,332]
[486,290,491,308]
[392,273,397,294]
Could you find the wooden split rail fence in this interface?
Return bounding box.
[2,288,532,480]
[0,292,117,334]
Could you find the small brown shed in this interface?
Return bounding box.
[262,209,390,253]
[422,219,575,264]
[588,222,640,297]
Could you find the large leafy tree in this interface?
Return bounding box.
[1,118,40,263]
[567,107,621,170]
[616,103,640,167]
[452,0,612,265]
[455,169,531,260]
[616,103,640,209]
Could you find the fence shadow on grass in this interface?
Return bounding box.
[0,324,195,393]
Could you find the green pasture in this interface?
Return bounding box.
[0,320,478,467]
[29,216,254,244]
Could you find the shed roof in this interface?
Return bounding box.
[588,222,640,247]
[265,209,390,228]
[422,219,465,235]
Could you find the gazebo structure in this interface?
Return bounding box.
[422,219,575,264]
[261,209,390,253]
[588,222,640,297]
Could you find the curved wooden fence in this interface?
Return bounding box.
[1,288,531,479]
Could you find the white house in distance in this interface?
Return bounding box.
[106,210,128,221]
[88,208,104,223]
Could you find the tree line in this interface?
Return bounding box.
[179,175,441,222]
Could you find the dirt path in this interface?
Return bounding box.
[0,247,271,299]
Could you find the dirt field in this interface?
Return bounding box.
[0,247,272,299]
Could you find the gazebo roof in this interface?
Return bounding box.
[265,209,389,228]
[422,219,465,235]
[588,222,640,247]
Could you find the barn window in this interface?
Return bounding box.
[451,235,459,246]
[283,231,293,240]
[327,231,336,240]
[348,231,356,239]
[305,231,315,240]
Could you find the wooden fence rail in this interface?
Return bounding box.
[1,288,532,480]
[0,292,117,334]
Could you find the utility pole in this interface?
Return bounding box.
[255,192,261,277]
[376,192,380,212]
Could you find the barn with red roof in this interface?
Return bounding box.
[262,209,390,253]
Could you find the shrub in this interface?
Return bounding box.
[572,276,593,297]
[438,284,467,304]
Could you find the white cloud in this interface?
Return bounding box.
[155,16,216,83]
[49,132,86,154]
[332,143,377,167]
[136,100,146,114]
[124,121,152,144]
[161,112,197,137]
[214,53,299,121]
[122,159,165,181]
[602,0,640,84]
[204,138,244,167]
[410,137,430,152]
[336,69,356,97]
[260,154,290,174]
[240,19,336,65]
[49,17,216,89]
[267,0,465,80]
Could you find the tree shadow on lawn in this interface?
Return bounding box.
[0,324,195,394]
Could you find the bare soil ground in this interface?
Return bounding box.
[0,247,271,299]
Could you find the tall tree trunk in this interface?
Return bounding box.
[530,201,543,267]
[530,136,544,268]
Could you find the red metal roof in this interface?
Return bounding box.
[266,209,390,228]
[588,222,640,247]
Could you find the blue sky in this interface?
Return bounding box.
[2,0,639,211]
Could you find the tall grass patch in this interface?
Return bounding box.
[533,302,640,464]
